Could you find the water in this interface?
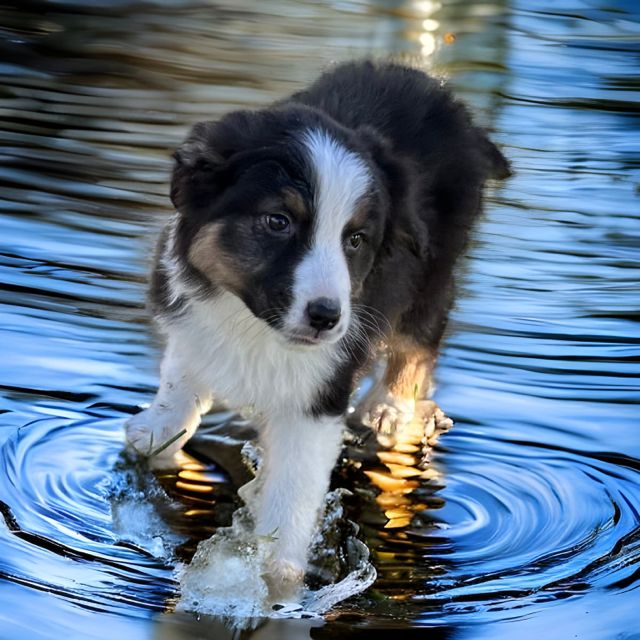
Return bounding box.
[0,0,639,637]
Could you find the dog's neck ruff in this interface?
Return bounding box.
[163,288,344,416]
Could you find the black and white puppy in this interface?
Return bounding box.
[126,60,509,597]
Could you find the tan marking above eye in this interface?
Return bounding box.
[281,188,308,218]
[256,188,310,223]
[345,199,372,234]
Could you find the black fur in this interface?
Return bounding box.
[290,61,510,414]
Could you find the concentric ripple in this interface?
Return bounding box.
[0,417,177,616]
[420,435,640,605]
[334,426,640,630]
[0,410,639,634]
[0,413,378,623]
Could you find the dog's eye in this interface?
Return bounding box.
[348,232,364,249]
[265,213,291,233]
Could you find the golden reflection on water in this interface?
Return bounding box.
[152,407,449,568]
[364,410,447,530]
[153,454,227,556]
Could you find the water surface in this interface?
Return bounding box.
[0,0,639,638]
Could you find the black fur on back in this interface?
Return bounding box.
[286,61,510,414]
[289,61,510,332]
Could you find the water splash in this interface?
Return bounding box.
[176,507,272,618]
[176,439,377,619]
[110,455,187,560]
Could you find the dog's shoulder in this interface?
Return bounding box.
[290,60,509,180]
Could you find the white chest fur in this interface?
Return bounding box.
[164,291,343,416]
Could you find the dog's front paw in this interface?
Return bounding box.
[125,406,194,466]
[358,384,416,445]
[264,557,305,602]
[416,399,454,441]
[357,385,454,447]
[363,397,415,438]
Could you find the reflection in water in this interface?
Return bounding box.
[0,0,639,638]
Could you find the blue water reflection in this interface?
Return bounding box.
[0,0,638,638]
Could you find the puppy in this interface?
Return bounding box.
[126,60,509,598]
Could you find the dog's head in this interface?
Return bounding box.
[170,106,390,347]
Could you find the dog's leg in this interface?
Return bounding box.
[126,337,212,467]
[242,412,344,601]
[359,335,451,438]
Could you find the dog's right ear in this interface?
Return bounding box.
[170,121,227,212]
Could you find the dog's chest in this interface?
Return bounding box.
[172,293,340,415]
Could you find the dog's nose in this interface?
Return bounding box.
[306,298,341,331]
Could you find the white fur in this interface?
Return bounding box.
[240,412,345,597]
[126,288,346,594]
[284,129,371,340]
[165,291,343,415]
[125,339,213,465]
[160,213,193,307]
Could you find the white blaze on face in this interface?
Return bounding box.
[286,129,371,341]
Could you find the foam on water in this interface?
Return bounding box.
[177,490,376,618]
[111,496,181,559]
[109,458,186,560]
[176,507,271,618]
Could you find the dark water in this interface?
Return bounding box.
[1,0,639,638]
